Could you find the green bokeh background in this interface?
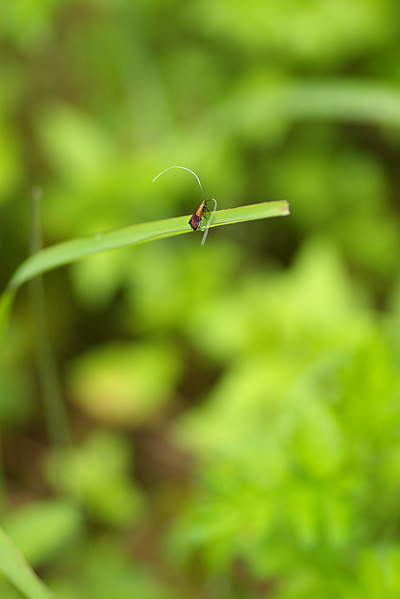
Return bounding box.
[2,1,400,597]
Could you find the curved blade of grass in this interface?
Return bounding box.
[213,80,400,134]
[0,527,58,599]
[7,200,289,291]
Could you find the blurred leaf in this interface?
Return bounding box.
[45,431,143,527]
[3,501,82,568]
[50,535,184,599]
[0,527,57,599]
[187,0,395,66]
[0,289,16,368]
[188,238,362,364]
[37,105,116,183]
[288,393,343,479]
[214,80,400,139]
[168,239,400,592]
[69,250,132,309]
[68,342,181,425]
[0,0,64,49]
[352,547,400,598]
[0,122,20,204]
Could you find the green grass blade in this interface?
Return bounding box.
[0,288,16,367]
[7,200,289,291]
[0,289,16,337]
[214,80,400,133]
[0,527,58,599]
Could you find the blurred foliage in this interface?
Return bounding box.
[169,241,400,597]
[1,0,400,597]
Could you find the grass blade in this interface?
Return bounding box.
[0,288,16,366]
[28,190,70,449]
[7,200,289,291]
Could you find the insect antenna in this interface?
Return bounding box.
[153,165,216,246]
[152,165,205,202]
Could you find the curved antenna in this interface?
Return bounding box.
[153,165,217,246]
[152,165,205,202]
[200,198,217,247]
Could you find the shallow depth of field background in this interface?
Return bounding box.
[2,1,400,598]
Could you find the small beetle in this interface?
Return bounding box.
[188,200,209,231]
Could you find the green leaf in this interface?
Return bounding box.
[6,201,289,291]
[0,527,58,599]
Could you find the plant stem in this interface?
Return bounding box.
[29,188,70,450]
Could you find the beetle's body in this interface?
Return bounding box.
[189,200,209,231]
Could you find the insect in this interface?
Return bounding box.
[188,200,209,231]
[152,165,217,246]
